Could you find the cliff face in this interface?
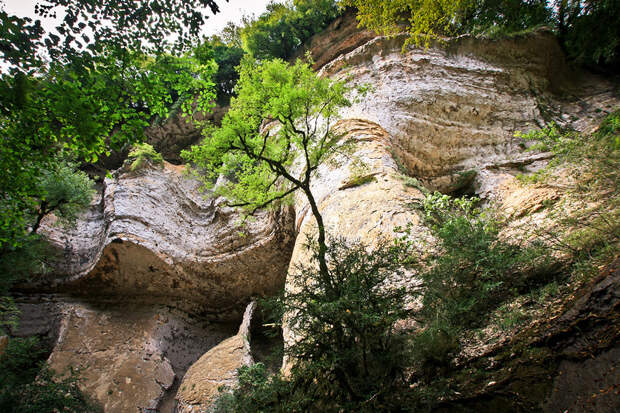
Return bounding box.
[283,17,619,410]
[36,162,295,319]
[13,14,620,413]
[17,162,295,411]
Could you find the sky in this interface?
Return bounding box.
[2,0,274,38]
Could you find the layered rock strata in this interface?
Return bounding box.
[13,14,619,413]
[36,162,294,320]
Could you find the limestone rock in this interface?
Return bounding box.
[145,105,228,164]
[320,29,615,195]
[35,162,294,321]
[175,302,256,413]
[293,9,378,71]
[282,27,618,373]
[14,296,238,413]
[282,119,428,372]
[0,335,8,357]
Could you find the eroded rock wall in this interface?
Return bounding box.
[282,22,618,374]
[17,162,295,412]
[175,302,256,413]
[15,295,238,412]
[13,14,620,413]
[35,162,295,320]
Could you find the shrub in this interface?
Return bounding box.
[515,110,620,279]
[282,238,414,410]
[0,337,100,413]
[210,237,415,412]
[127,143,164,171]
[411,192,547,378]
[35,162,95,231]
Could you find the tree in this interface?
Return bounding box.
[340,0,619,68]
[241,0,340,60]
[339,0,474,46]
[1,0,225,70]
[183,57,352,275]
[208,239,415,412]
[283,238,414,410]
[196,37,245,105]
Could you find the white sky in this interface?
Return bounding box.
[2,0,275,38]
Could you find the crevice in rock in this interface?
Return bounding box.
[250,301,284,374]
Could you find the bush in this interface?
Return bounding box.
[36,162,95,230]
[210,237,414,412]
[411,192,547,378]
[208,363,293,413]
[126,143,164,171]
[516,110,620,278]
[0,337,100,413]
[282,238,414,410]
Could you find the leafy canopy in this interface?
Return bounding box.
[183,57,351,215]
[340,0,620,68]
[2,0,225,70]
[241,0,341,60]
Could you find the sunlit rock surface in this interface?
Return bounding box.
[24,163,294,412]
[37,162,295,320]
[282,23,618,375]
[14,295,238,413]
[14,14,620,413]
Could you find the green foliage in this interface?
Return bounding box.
[0,46,216,251]
[517,110,620,191]
[0,0,223,68]
[0,10,44,70]
[0,237,54,295]
[0,161,93,292]
[411,192,548,378]
[341,0,620,68]
[559,0,620,67]
[183,57,351,215]
[127,143,165,172]
[284,238,413,409]
[213,45,245,105]
[400,175,428,193]
[36,163,95,229]
[241,0,341,60]
[193,38,245,106]
[208,363,293,413]
[184,56,353,277]
[340,174,376,189]
[339,0,475,47]
[516,110,620,281]
[0,296,19,335]
[419,193,522,327]
[0,337,100,413]
[210,238,414,412]
[340,158,376,188]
